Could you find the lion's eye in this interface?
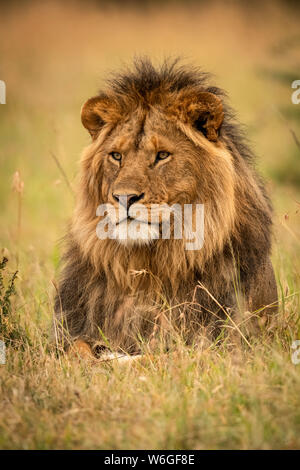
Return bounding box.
[155,151,170,162]
[110,152,122,162]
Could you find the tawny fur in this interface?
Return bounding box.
[54,58,277,354]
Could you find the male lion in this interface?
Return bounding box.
[54,59,277,356]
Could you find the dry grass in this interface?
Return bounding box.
[0,0,300,449]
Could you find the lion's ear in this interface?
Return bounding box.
[178,91,224,142]
[81,95,115,139]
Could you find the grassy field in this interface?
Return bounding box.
[0,0,300,449]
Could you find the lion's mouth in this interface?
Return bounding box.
[116,216,158,226]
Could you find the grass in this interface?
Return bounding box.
[0,0,300,449]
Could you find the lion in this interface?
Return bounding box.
[54,58,277,357]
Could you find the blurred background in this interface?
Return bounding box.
[0,0,299,305]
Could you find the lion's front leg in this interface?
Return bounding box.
[68,339,94,359]
[67,339,145,365]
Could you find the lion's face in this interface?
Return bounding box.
[98,109,202,243]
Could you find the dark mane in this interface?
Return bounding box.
[107,57,211,95]
[102,57,254,164]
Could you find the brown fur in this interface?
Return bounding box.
[54,58,277,354]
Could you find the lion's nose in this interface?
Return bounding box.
[112,192,144,210]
